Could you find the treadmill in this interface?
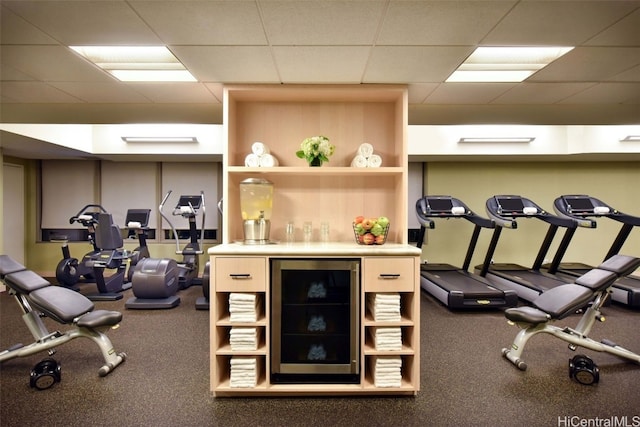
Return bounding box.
[476,195,579,304]
[415,195,518,309]
[545,194,640,308]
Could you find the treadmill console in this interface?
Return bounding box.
[420,196,466,217]
[427,197,454,214]
[559,195,611,217]
[494,196,538,217]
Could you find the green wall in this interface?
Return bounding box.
[421,161,640,271]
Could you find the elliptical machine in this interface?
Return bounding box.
[55,204,107,290]
[160,190,206,289]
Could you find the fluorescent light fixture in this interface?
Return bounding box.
[122,136,198,143]
[620,135,640,142]
[70,46,196,82]
[110,70,196,82]
[458,137,535,143]
[446,46,574,83]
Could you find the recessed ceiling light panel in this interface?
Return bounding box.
[70,46,196,82]
[446,46,574,83]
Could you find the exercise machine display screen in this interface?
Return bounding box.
[563,197,594,214]
[427,198,454,213]
[177,196,202,210]
[125,209,150,227]
[496,197,525,214]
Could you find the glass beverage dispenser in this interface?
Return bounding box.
[240,178,274,244]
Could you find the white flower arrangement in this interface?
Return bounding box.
[296,135,335,166]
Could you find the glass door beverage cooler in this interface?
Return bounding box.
[270,258,360,384]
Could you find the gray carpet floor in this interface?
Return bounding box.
[1,282,639,427]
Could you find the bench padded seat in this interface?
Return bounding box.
[575,269,617,291]
[4,270,50,293]
[505,306,550,325]
[0,255,26,278]
[533,284,593,319]
[28,286,94,324]
[77,310,122,328]
[598,255,640,276]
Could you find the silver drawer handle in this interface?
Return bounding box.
[379,273,400,279]
[229,273,251,279]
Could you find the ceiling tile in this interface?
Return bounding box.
[407,83,440,104]
[0,4,59,44]
[608,64,640,82]
[558,82,640,104]
[273,46,370,83]
[364,46,472,83]
[531,47,640,82]
[2,45,115,82]
[1,82,84,103]
[171,46,280,83]
[377,1,515,45]
[490,83,596,104]
[424,83,515,104]
[261,0,385,45]
[130,1,267,45]
[0,63,35,81]
[3,1,161,45]
[128,82,221,104]
[48,82,152,103]
[483,1,640,45]
[585,8,640,46]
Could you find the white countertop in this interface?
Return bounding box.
[208,242,421,256]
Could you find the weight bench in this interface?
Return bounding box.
[502,254,640,371]
[0,255,126,377]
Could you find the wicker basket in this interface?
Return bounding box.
[353,222,390,245]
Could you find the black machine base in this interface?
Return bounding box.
[125,295,180,309]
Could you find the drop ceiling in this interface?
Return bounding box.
[1,0,640,159]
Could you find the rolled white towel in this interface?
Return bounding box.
[351,155,368,168]
[245,153,260,167]
[358,143,374,158]
[367,154,382,168]
[251,141,269,156]
[259,153,279,167]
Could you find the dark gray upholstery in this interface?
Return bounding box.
[28,286,94,324]
[574,268,617,291]
[3,270,50,293]
[504,306,550,325]
[533,284,593,319]
[0,254,25,278]
[598,254,640,276]
[95,213,123,251]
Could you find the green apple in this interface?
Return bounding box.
[355,223,366,235]
[377,216,390,228]
[370,223,384,236]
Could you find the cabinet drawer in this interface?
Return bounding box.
[215,257,266,292]
[363,257,415,292]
